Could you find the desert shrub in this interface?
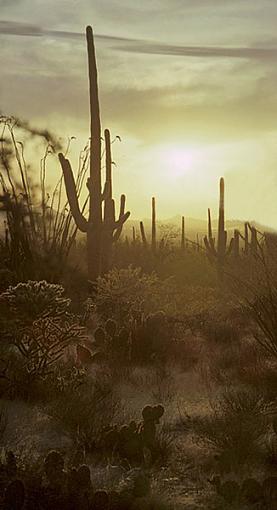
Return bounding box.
[0,116,80,282]
[49,372,120,453]
[230,245,277,359]
[96,266,159,322]
[129,311,172,364]
[158,250,217,287]
[0,281,85,399]
[0,280,70,328]
[202,319,241,344]
[154,424,175,466]
[0,405,7,441]
[193,387,269,469]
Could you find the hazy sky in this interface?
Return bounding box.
[1,0,277,227]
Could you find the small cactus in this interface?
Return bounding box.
[4,479,25,510]
[105,318,117,337]
[44,451,64,487]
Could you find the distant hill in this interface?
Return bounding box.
[1,209,275,242]
[123,215,275,242]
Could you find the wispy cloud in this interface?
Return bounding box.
[0,20,131,43]
[118,43,277,60]
[1,19,277,60]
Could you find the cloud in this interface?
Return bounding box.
[118,43,277,60]
[1,20,277,61]
[0,20,132,43]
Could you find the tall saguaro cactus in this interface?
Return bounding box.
[181,216,185,251]
[204,177,234,276]
[58,26,130,281]
[151,196,157,253]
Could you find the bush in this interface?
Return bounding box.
[49,373,120,453]
[0,280,70,329]
[193,387,269,469]
[0,281,85,399]
[96,266,159,321]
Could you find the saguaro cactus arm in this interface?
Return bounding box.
[204,208,216,256]
[103,129,130,239]
[113,195,130,240]
[58,153,88,233]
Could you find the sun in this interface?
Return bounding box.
[159,144,201,179]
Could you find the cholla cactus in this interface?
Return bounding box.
[58,27,130,281]
[0,280,70,327]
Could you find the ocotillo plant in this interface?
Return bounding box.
[58,27,130,281]
[204,177,234,275]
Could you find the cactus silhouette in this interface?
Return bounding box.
[204,177,234,276]
[58,26,130,281]
[244,222,249,255]
[250,225,258,254]
[233,229,240,258]
[139,196,157,252]
[102,128,130,273]
[181,215,185,251]
[151,197,156,253]
[140,220,148,247]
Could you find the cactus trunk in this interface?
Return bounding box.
[244,222,249,255]
[151,196,156,253]
[181,216,185,251]
[217,177,226,269]
[233,229,240,258]
[140,221,147,247]
[86,26,102,280]
[204,177,234,279]
[58,26,130,282]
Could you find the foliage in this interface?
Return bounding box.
[0,280,70,328]
[193,387,269,468]
[231,245,277,359]
[0,281,84,397]
[0,116,80,282]
[49,373,120,452]
[96,266,159,321]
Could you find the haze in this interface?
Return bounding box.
[1,0,277,228]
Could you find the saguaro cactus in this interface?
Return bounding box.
[151,196,157,253]
[139,196,157,252]
[250,225,258,255]
[140,221,148,247]
[58,26,130,280]
[233,229,240,258]
[204,177,234,276]
[244,222,249,255]
[102,128,130,273]
[181,216,185,251]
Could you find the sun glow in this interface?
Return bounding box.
[159,144,203,179]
